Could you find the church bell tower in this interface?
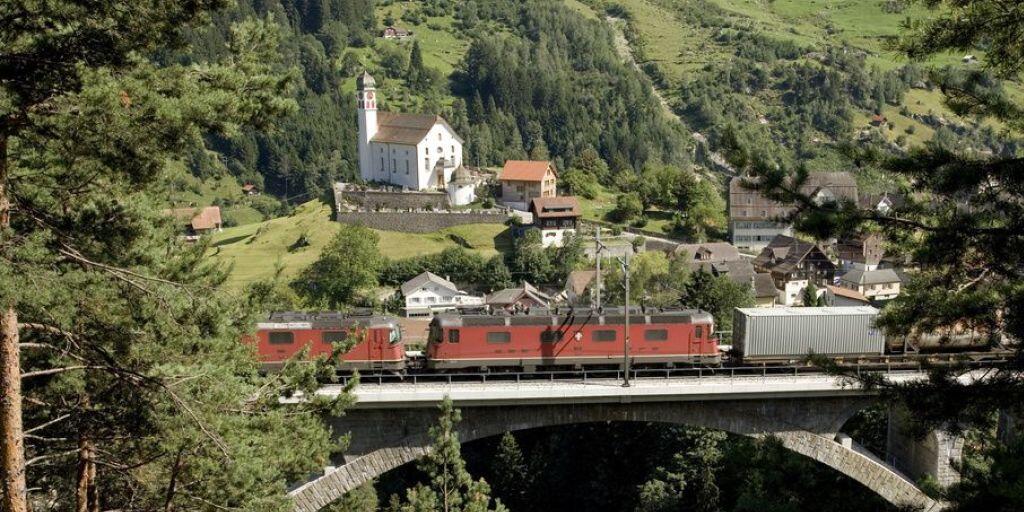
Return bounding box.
[356,71,378,182]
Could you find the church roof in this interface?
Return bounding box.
[371,112,462,145]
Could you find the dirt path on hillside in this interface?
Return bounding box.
[605,16,736,178]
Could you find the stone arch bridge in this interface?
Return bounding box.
[288,372,958,512]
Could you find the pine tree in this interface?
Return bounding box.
[407,40,428,90]
[1,3,346,510]
[491,432,532,510]
[802,282,821,307]
[397,398,506,512]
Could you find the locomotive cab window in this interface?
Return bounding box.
[540,330,562,343]
[486,331,511,344]
[592,330,617,342]
[322,331,349,344]
[390,327,402,344]
[645,329,668,341]
[268,332,294,345]
[695,326,703,339]
[448,329,460,343]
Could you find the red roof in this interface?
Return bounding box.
[164,206,222,231]
[499,160,555,182]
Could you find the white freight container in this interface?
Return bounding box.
[732,306,885,359]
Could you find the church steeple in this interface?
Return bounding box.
[357,71,378,182]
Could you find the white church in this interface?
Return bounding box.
[356,71,476,206]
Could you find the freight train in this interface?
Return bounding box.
[245,306,1006,373]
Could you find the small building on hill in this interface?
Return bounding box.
[824,284,872,307]
[486,282,551,312]
[382,26,412,40]
[164,206,222,241]
[499,160,557,210]
[836,233,884,272]
[400,271,483,317]
[529,196,581,248]
[564,270,598,306]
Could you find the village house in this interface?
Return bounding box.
[486,282,551,312]
[499,160,557,210]
[356,72,475,206]
[563,270,598,306]
[163,206,222,241]
[859,192,905,215]
[837,268,902,301]
[529,196,581,248]
[753,235,837,306]
[400,271,484,317]
[381,26,412,40]
[242,183,259,196]
[824,284,872,307]
[835,233,885,272]
[870,114,888,127]
[673,242,778,306]
[729,172,858,251]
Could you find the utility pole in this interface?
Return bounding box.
[594,226,602,309]
[622,249,631,387]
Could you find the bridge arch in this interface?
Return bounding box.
[289,398,944,512]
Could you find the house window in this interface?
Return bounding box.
[437,146,443,155]
[448,329,460,343]
[540,330,562,343]
[379,157,384,171]
[645,329,669,341]
[405,160,410,174]
[593,330,617,342]
[424,158,429,170]
[322,331,349,344]
[486,331,511,344]
[425,147,429,154]
[392,158,396,170]
[438,133,442,141]
[410,297,421,304]
[451,145,455,154]
[268,332,294,345]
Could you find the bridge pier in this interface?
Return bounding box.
[886,405,964,488]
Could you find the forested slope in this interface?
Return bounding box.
[171,0,691,203]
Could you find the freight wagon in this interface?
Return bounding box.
[732,306,885,362]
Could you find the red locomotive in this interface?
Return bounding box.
[426,307,719,370]
[247,311,405,371]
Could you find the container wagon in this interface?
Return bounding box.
[732,306,884,363]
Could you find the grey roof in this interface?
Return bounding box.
[752,235,834,275]
[401,271,460,296]
[357,71,375,89]
[675,242,741,264]
[753,273,779,298]
[486,282,551,306]
[839,268,901,286]
[450,166,475,185]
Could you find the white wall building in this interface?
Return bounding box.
[356,72,473,205]
[400,271,483,317]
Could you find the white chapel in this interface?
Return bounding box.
[356,71,476,205]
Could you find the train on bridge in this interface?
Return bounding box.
[245,306,1006,373]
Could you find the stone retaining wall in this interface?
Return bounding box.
[341,189,450,211]
[337,211,507,233]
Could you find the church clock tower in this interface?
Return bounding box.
[356,71,378,182]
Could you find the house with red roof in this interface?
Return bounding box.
[498,160,557,210]
[163,206,222,241]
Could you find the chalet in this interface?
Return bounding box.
[564,270,597,305]
[835,233,884,272]
[753,235,836,306]
[164,206,222,241]
[499,160,557,210]
[242,183,259,196]
[729,172,858,251]
[673,242,741,269]
[529,196,581,248]
[382,26,412,40]
[486,282,551,312]
[356,72,474,205]
[870,114,888,126]
[838,268,901,301]
[400,271,483,317]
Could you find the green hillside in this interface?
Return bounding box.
[207,201,510,291]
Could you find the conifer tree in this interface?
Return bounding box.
[490,432,532,510]
[0,3,347,510]
[396,398,506,512]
